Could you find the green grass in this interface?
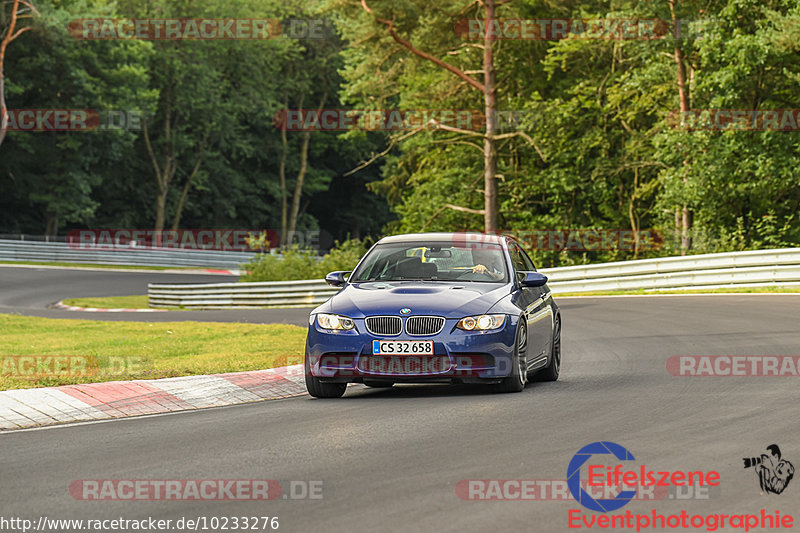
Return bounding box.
[0,260,204,271]
[62,294,153,309]
[0,313,307,390]
[555,286,800,297]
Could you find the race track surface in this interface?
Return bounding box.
[2,292,799,532]
[0,266,311,325]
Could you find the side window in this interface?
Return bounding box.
[509,243,528,273]
[519,246,536,271]
[509,242,536,272]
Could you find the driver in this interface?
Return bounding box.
[471,249,504,281]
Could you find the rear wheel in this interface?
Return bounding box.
[363,380,394,388]
[533,314,561,382]
[305,352,347,398]
[496,320,527,393]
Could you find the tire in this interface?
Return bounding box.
[495,319,527,393]
[305,352,346,398]
[533,314,561,382]
[363,380,394,388]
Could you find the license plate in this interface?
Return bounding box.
[372,340,434,355]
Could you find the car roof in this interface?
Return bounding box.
[376,232,507,245]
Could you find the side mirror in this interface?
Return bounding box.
[325,271,350,287]
[520,272,548,288]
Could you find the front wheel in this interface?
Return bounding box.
[305,353,346,398]
[533,314,561,382]
[495,320,527,393]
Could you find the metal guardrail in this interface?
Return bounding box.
[540,248,800,293]
[0,234,67,242]
[147,247,800,309]
[149,280,337,308]
[0,239,256,269]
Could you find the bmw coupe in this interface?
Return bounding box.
[304,232,561,398]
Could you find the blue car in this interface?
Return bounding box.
[305,232,561,398]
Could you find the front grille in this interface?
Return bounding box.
[405,316,445,336]
[365,316,402,336]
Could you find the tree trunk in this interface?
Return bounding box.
[682,207,692,252]
[483,0,498,233]
[0,0,34,148]
[171,180,190,232]
[360,0,498,232]
[670,0,692,255]
[143,116,169,234]
[286,91,324,248]
[628,167,640,259]
[171,132,208,231]
[279,91,298,248]
[155,190,167,239]
[142,91,178,239]
[44,211,57,237]
[286,131,311,246]
[0,55,7,148]
[279,124,288,246]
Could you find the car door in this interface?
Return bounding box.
[509,242,553,366]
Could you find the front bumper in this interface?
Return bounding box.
[306,315,518,382]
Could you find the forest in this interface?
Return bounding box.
[1,0,798,267]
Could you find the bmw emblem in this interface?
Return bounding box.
[400,308,411,315]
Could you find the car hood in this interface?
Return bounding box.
[315,281,509,318]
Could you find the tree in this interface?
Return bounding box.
[0,0,155,235]
[334,0,531,232]
[669,0,694,254]
[0,0,37,148]
[275,35,337,247]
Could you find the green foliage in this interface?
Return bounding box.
[1,0,157,231]
[1,0,393,240]
[2,0,799,265]
[241,239,369,281]
[330,0,800,267]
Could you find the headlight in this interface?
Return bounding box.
[456,314,506,331]
[317,313,355,330]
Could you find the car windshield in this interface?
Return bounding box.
[350,242,509,283]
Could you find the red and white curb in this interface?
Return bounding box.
[205,268,247,276]
[0,365,304,430]
[52,301,167,313]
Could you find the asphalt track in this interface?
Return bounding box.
[2,268,800,532]
[0,266,311,325]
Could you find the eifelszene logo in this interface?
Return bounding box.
[743,444,794,495]
[566,441,721,512]
[566,441,796,531]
